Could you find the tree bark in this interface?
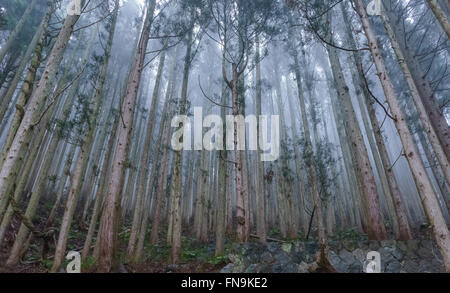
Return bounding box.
[354,0,450,271]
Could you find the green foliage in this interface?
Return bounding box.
[81,256,96,271]
[269,227,280,237]
[208,253,228,265]
[330,228,363,241]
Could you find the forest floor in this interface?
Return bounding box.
[0,204,231,273]
[0,199,438,273]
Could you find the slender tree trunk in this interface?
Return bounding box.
[326,21,387,240]
[380,12,450,188]
[126,40,167,259]
[96,0,156,272]
[0,0,37,64]
[51,3,119,271]
[0,1,84,209]
[254,37,266,243]
[340,4,412,240]
[385,9,450,163]
[427,0,450,39]
[169,30,193,263]
[354,0,450,271]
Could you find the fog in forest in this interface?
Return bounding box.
[0,0,449,274]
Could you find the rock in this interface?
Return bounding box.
[352,248,366,262]
[267,242,282,254]
[274,251,291,266]
[228,253,245,272]
[245,264,258,273]
[348,260,362,273]
[418,259,432,273]
[280,262,298,273]
[390,246,404,261]
[396,241,408,253]
[260,251,273,264]
[339,248,354,261]
[297,261,309,273]
[282,243,292,254]
[291,243,306,263]
[221,238,443,273]
[385,260,401,273]
[166,264,178,272]
[379,247,395,269]
[401,260,419,273]
[420,240,433,251]
[271,264,283,273]
[220,264,234,273]
[327,240,342,250]
[343,239,356,251]
[357,240,369,250]
[328,250,348,273]
[305,242,319,255]
[231,243,242,254]
[406,240,419,251]
[417,247,433,259]
[368,240,380,251]
[380,240,396,248]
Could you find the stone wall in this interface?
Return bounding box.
[221,239,445,273]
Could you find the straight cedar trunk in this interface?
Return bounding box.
[97,0,156,273]
[323,56,364,232]
[285,77,309,232]
[0,3,52,125]
[290,36,326,245]
[169,30,193,263]
[427,0,450,39]
[254,37,266,243]
[380,12,450,189]
[229,62,249,243]
[0,0,37,64]
[215,54,229,255]
[82,92,121,260]
[118,108,145,222]
[340,4,412,240]
[0,2,52,170]
[51,2,119,272]
[326,30,387,241]
[135,105,169,256]
[4,28,95,264]
[194,149,207,241]
[385,9,450,164]
[182,151,195,226]
[148,49,179,247]
[354,0,450,271]
[126,39,167,259]
[7,27,96,266]
[273,62,296,239]
[0,0,84,211]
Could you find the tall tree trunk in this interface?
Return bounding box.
[340,4,412,240]
[51,2,119,271]
[169,29,193,263]
[254,36,266,243]
[126,39,167,259]
[354,0,450,271]
[0,0,37,64]
[325,19,387,240]
[0,0,84,210]
[380,11,450,188]
[96,0,156,272]
[385,9,450,163]
[427,0,450,39]
[290,35,326,245]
